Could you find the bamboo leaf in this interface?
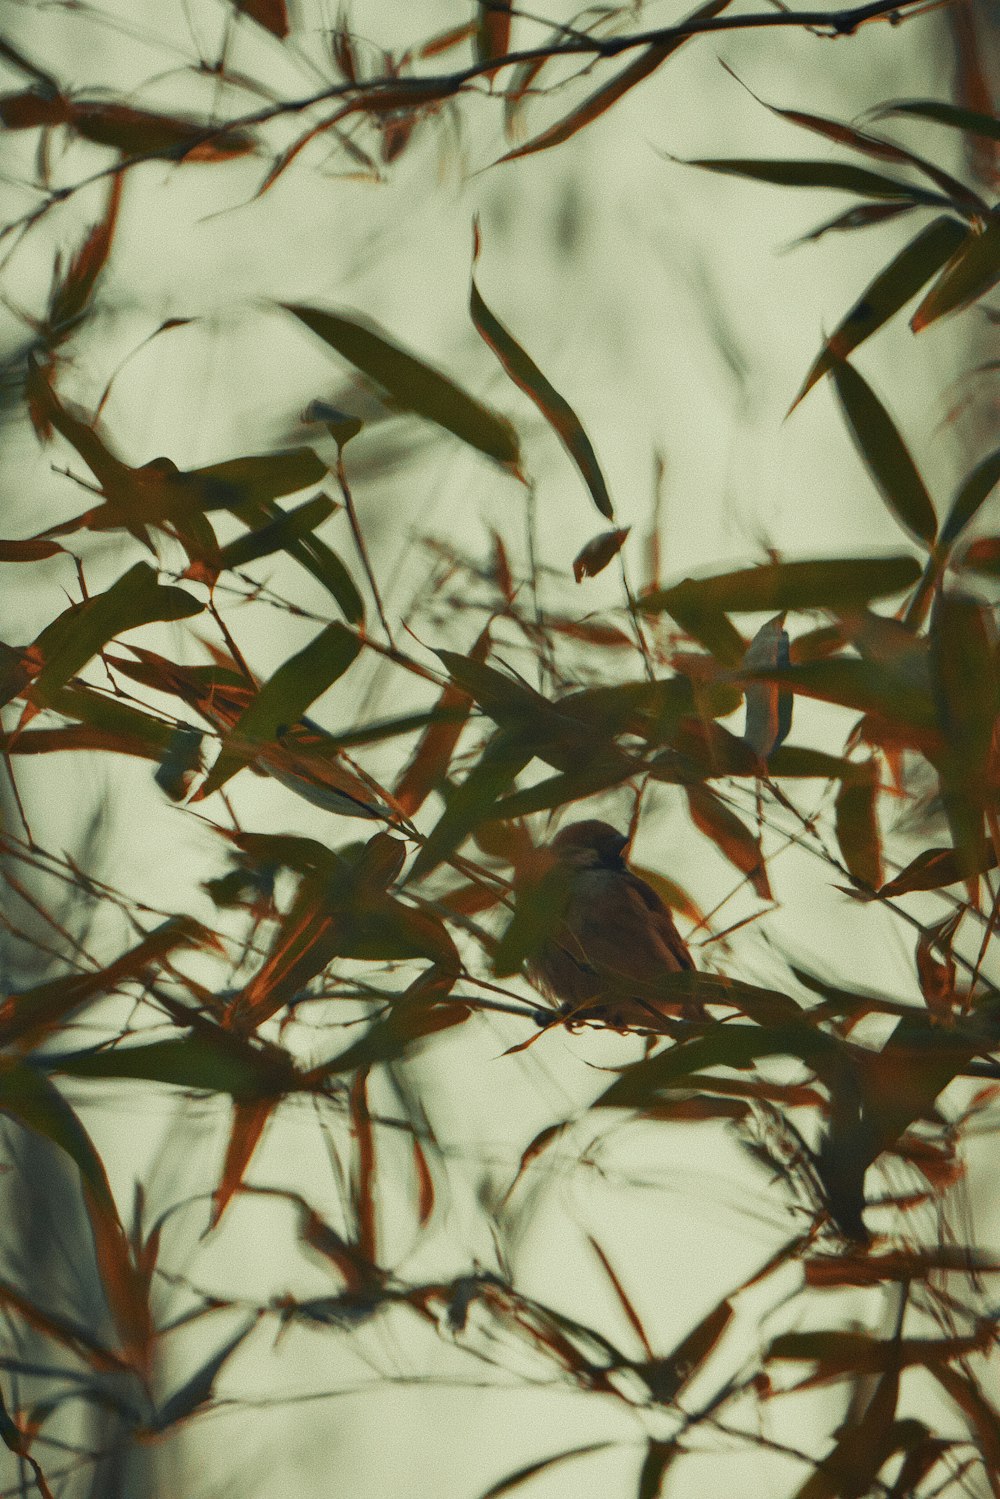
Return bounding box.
[835,761,883,888]
[479,1445,615,1499]
[573,527,631,580]
[742,616,792,758]
[637,1443,677,1499]
[198,621,361,797]
[941,448,1000,547]
[212,493,335,570]
[185,449,328,510]
[0,915,214,1050]
[70,101,254,161]
[736,658,937,732]
[47,1032,297,1101]
[963,536,1000,576]
[27,564,202,709]
[471,240,613,519]
[930,592,998,875]
[475,0,511,68]
[830,357,937,546]
[878,843,998,896]
[409,729,534,880]
[395,628,489,815]
[870,99,1000,144]
[643,556,922,616]
[911,213,1000,331]
[319,980,469,1076]
[232,0,288,37]
[49,174,122,333]
[0,536,65,561]
[0,1060,118,1213]
[284,304,521,467]
[794,216,968,404]
[685,784,771,899]
[790,201,918,246]
[154,1318,258,1429]
[674,157,948,203]
[496,0,732,164]
[596,1020,835,1109]
[727,71,986,215]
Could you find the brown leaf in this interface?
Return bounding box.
[212,1098,276,1228]
[572,527,630,582]
[233,0,289,37]
[395,626,489,815]
[685,784,771,899]
[495,0,733,163]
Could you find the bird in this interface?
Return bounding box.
[525,819,698,1031]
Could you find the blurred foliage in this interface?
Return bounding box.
[0,1,999,1497]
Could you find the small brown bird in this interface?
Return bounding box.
[526,819,696,1031]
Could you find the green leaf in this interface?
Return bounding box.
[154,1318,257,1430]
[285,526,366,624]
[793,1371,900,1497]
[284,305,520,467]
[50,174,122,334]
[214,493,334,570]
[471,247,613,519]
[319,983,469,1076]
[962,536,1000,577]
[1,915,213,1050]
[0,1059,116,1211]
[478,1445,616,1499]
[794,215,968,405]
[395,633,487,816]
[184,448,328,510]
[43,682,178,756]
[596,1020,835,1109]
[0,536,65,561]
[791,201,919,246]
[911,212,1000,331]
[487,750,637,820]
[212,491,367,624]
[643,556,922,616]
[731,77,986,217]
[830,358,937,546]
[47,1031,297,1101]
[835,761,883,888]
[765,745,855,779]
[492,860,573,978]
[572,526,631,580]
[409,729,534,880]
[737,658,936,732]
[674,158,948,204]
[28,563,202,709]
[930,593,998,875]
[870,99,1000,144]
[198,621,361,797]
[941,448,1000,547]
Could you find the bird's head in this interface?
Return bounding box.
[550,820,629,870]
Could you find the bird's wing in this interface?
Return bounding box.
[623,871,694,970]
[566,868,693,985]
